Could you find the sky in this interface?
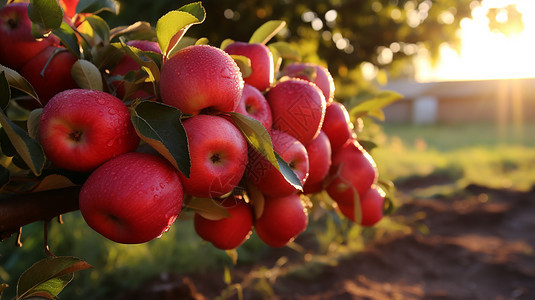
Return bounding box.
[415,0,535,82]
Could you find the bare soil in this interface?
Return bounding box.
[118,183,535,300]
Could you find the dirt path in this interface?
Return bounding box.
[118,184,535,299]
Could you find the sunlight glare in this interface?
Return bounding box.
[416,0,535,82]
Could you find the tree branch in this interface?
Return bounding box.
[0,186,81,241]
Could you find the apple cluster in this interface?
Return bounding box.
[0,1,388,250]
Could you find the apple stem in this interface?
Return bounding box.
[40,48,66,78]
[16,227,22,247]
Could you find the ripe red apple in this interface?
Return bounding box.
[0,2,59,70]
[247,129,309,197]
[194,196,253,250]
[235,83,272,130]
[79,152,184,244]
[303,130,331,194]
[110,40,161,100]
[160,45,244,115]
[179,114,248,198]
[325,139,378,206]
[267,78,326,145]
[337,185,385,226]
[38,89,140,172]
[322,101,355,152]
[224,41,274,91]
[255,193,308,248]
[58,0,79,19]
[282,62,335,104]
[20,46,78,106]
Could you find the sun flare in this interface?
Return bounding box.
[416,0,535,82]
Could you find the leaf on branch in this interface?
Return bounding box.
[349,91,403,119]
[156,2,206,58]
[28,0,63,38]
[220,38,234,50]
[84,15,110,44]
[0,75,45,176]
[109,21,154,42]
[0,65,39,103]
[184,197,231,221]
[130,101,190,178]
[76,0,119,15]
[17,256,92,300]
[31,174,76,192]
[51,21,81,57]
[229,112,302,191]
[117,41,161,83]
[245,178,265,219]
[268,41,301,62]
[71,60,103,91]
[26,108,42,140]
[230,55,252,79]
[249,20,286,45]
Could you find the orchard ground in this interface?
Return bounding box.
[2,122,535,299]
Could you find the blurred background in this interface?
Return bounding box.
[1,0,535,299]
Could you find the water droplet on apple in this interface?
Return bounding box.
[220,67,233,79]
[156,233,163,239]
[107,139,115,147]
[159,183,165,189]
[97,99,106,105]
[108,108,117,115]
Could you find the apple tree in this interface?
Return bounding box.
[0,0,401,298]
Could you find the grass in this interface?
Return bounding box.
[372,121,535,197]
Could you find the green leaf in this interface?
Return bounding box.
[28,0,63,37]
[71,59,103,91]
[118,41,160,83]
[194,37,209,45]
[0,128,17,157]
[17,256,92,300]
[0,65,39,103]
[230,55,252,79]
[184,197,231,221]
[51,21,81,57]
[130,101,190,177]
[109,21,154,42]
[27,108,42,140]
[84,15,110,43]
[349,90,403,118]
[156,2,206,58]
[76,0,119,15]
[91,44,124,70]
[0,110,45,176]
[249,20,286,45]
[0,164,9,190]
[0,71,10,111]
[268,41,301,62]
[220,38,234,50]
[229,112,302,191]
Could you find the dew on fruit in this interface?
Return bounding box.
[96,99,106,105]
[220,67,233,79]
[108,108,117,115]
[159,183,165,189]
[106,139,115,147]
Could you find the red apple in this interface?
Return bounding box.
[160,45,244,115]
[326,139,378,206]
[110,40,161,100]
[38,89,140,172]
[79,152,184,244]
[322,101,355,153]
[194,196,253,250]
[255,193,308,248]
[267,78,326,145]
[247,129,309,197]
[303,130,331,194]
[20,46,78,106]
[337,185,385,226]
[179,114,248,198]
[235,83,272,130]
[224,41,274,91]
[58,0,79,19]
[0,2,59,70]
[282,62,335,104]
